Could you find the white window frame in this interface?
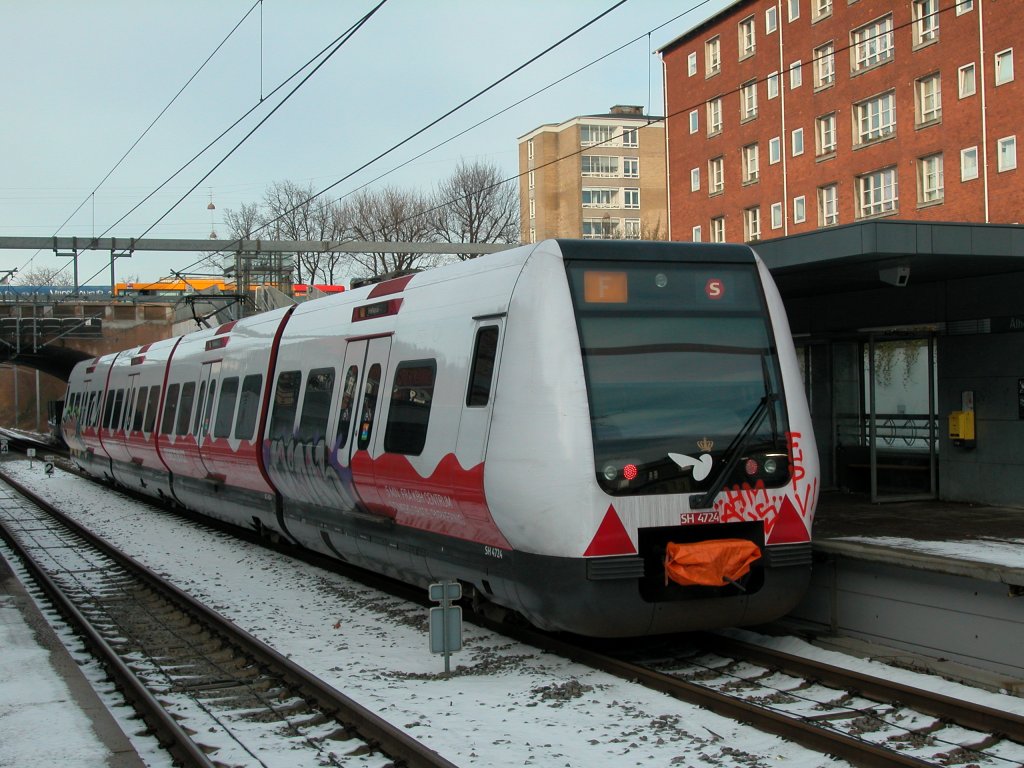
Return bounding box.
[915,73,942,125]
[581,155,620,178]
[622,128,638,148]
[582,218,620,239]
[688,51,698,77]
[818,184,839,226]
[709,156,725,194]
[741,80,758,120]
[770,202,784,230]
[918,153,944,204]
[690,167,700,191]
[580,124,617,147]
[739,15,756,58]
[814,42,835,89]
[527,140,534,160]
[529,198,536,219]
[995,49,1014,86]
[742,143,760,184]
[852,15,894,72]
[912,0,939,47]
[812,0,832,22]
[706,36,721,76]
[816,112,837,156]
[710,217,725,243]
[767,71,779,99]
[788,0,800,22]
[623,188,640,209]
[624,218,641,239]
[792,128,805,157]
[707,97,723,135]
[961,146,979,181]
[529,170,535,190]
[855,91,896,144]
[857,167,898,218]
[692,225,702,242]
[689,109,699,134]
[793,195,807,223]
[765,6,778,34]
[957,0,974,14]
[998,136,1017,172]
[790,60,803,89]
[744,207,761,242]
[958,63,976,98]
[769,136,782,164]
[581,188,618,208]
[623,157,639,178]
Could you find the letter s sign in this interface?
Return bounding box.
[705,278,725,300]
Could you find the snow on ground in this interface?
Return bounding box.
[1,457,1021,767]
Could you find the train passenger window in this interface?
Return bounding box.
[144,387,160,433]
[110,389,125,431]
[175,382,196,436]
[213,377,239,439]
[335,366,359,450]
[234,374,262,441]
[200,380,216,437]
[132,386,148,432]
[384,360,436,455]
[270,371,302,440]
[192,382,207,435]
[466,326,499,407]
[297,367,335,443]
[357,364,381,451]
[102,392,116,429]
[161,383,180,435]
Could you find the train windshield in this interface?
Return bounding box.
[565,259,791,496]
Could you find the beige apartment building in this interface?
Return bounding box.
[517,105,667,242]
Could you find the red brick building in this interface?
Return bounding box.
[658,0,1023,242]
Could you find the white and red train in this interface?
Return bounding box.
[62,239,818,636]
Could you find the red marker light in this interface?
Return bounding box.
[705,278,725,299]
[623,464,638,480]
[744,458,759,476]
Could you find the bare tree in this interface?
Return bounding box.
[15,266,75,286]
[343,186,438,277]
[431,160,519,258]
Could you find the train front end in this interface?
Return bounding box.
[487,240,818,636]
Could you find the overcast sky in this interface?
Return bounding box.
[1,0,730,284]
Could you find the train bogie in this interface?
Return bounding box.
[63,240,818,637]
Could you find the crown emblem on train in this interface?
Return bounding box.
[697,437,714,452]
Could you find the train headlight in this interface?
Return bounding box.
[602,464,618,482]
[763,457,778,474]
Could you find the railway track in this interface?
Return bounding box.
[0,469,457,768]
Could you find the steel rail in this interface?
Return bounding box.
[0,467,459,768]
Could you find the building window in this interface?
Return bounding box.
[624,218,641,239]
[528,170,535,189]
[692,225,702,242]
[818,184,839,226]
[689,109,699,134]
[623,157,639,178]
[742,143,760,183]
[793,195,807,223]
[912,0,939,47]
[529,198,535,219]
[706,36,721,76]
[995,49,1014,86]
[788,0,800,22]
[529,227,536,243]
[581,124,615,147]
[852,15,894,72]
[767,71,779,99]
[918,153,944,204]
[710,217,725,243]
[766,6,778,33]
[690,167,700,191]
[581,155,619,177]
[957,0,974,14]
[998,136,1017,172]
[792,128,805,157]
[769,136,781,164]
[707,97,723,135]
[915,73,942,125]
[739,16,756,58]
[857,167,898,218]
[744,207,761,241]
[709,156,724,194]
[771,202,784,230]
[961,146,979,180]
[582,218,620,239]
[582,188,618,208]
[816,112,837,156]
[527,140,534,159]
[855,90,896,144]
[812,0,832,22]
[814,42,835,89]
[623,188,640,209]
[688,51,698,76]
[958,63,976,98]
[622,127,638,148]
[741,80,758,121]
[790,60,803,88]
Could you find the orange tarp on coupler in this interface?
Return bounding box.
[664,539,762,587]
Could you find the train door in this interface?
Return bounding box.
[196,361,221,477]
[455,319,504,466]
[339,336,392,463]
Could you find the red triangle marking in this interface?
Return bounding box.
[767,495,810,544]
[584,505,637,556]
